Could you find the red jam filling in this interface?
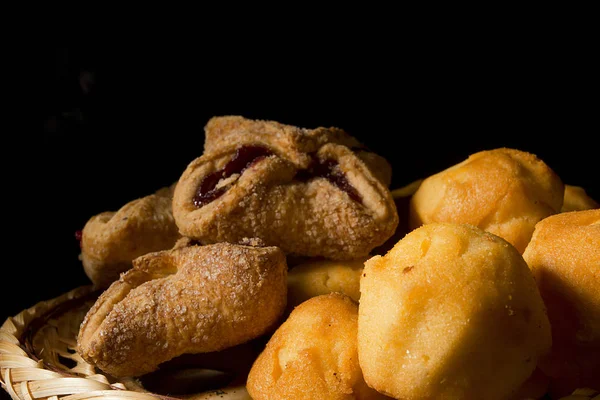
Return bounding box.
[294,156,362,203]
[193,146,273,207]
[193,145,362,208]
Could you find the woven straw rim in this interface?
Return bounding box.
[0,285,250,400]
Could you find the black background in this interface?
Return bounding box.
[11,43,600,317]
[2,36,598,396]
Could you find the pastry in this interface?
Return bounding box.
[247,293,390,400]
[522,209,600,397]
[286,256,368,311]
[358,222,551,400]
[173,116,399,260]
[77,239,288,378]
[561,184,599,212]
[79,183,180,288]
[409,147,564,253]
[202,115,393,187]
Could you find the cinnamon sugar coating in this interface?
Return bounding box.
[77,241,288,378]
[203,116,392,187]
[173,116,399,260]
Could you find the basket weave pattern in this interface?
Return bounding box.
[0,286,250,400]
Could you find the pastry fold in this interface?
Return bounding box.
[203,116,393,187]
[77,240,288,378]
[80,184,180,288]
[173,116,399,261]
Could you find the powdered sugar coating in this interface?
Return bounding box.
[77,241,287,377]
[174,117,398,261]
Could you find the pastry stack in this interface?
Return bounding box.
[75,116,599,399]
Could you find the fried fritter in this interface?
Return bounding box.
[247,293,390,400]
[409,147,564,253]
[523,209,600,397]
[358,222,551,400]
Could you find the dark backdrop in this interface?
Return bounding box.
[1,43,597,381]
[14,45,600,315]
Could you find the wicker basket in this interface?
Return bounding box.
[1,285,598,399]
[0,285,251,400]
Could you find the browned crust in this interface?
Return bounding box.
[80,185,181,288]
[203,115,392,186]
[173,141,398,260]
[77,241,288,378]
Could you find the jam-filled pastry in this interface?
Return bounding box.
[77,239,288,378]
[202,115,393,187]
[79,183,180,288]
[173,117,399,261]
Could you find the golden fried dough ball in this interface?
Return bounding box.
[561,184,599,212]
[522,209,600,397]
[77,240,287,378]
[247,293,389,400]
[80,184,180,288]
[358,222,551,400]
[409,148,564,253]
[286,257,367,311]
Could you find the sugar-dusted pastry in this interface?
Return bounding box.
[247,293,390,400]
[173,116,399,261]
[409,147,564,253]
[522,209,600,397]
[561,184,599,212]
[358,222,551,400]
[202,115,393,187]
[286,256,368,311]
[79,183,180,288]
[77,240,288,378]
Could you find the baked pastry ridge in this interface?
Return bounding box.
[79,183,180,288]
[173,116,399,260]
[77,240,288,378]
